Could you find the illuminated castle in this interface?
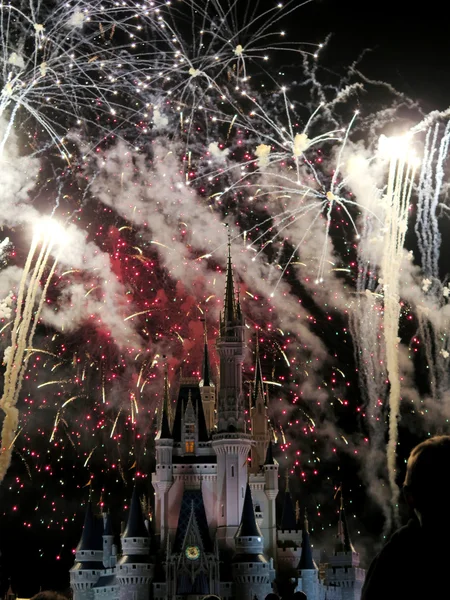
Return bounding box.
[70,247,365,600]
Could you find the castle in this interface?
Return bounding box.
[70,246,366,600]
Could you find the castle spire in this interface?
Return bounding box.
[298,509,317,571]
[236,483,262,539]
[123,486,148,538]
[280,474,297,531]
[253,334,265,407]
[233,484,273,600]
[202,320,211,387]
[77,501,103,552]
[264,439,275,465]
[336,486,355,553]
[156,363,171,439]
[223,230,236,327]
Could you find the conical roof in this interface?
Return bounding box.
[264,440,275,465]
[123,487,149,538]
[223,235,236,324]
[236,483,262,538]
[157,366,171,439]
[77,501,103,551]
[298,511,317,571]
[202,323,212,387]
[335,491,355,553]
[253,336,265,407]
[280,477,297,530]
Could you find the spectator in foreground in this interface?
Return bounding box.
[362,435,450,599]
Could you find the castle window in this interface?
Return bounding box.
[186,423,195,434]
[185,441,195,453]
[231,466,235,477]
[221,504,224,517]
[242,487,244,498]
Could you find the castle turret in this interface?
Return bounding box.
[152,366,174,546]
[296,511,318,600]
[277,475,302,580]
[200,323,216,434]
[102,512,117,569]
[215,238,246,433]
[212,240,252,551]
[263,441,279,563]
[250,337,270,472]
[324,491,365,600]
[70,502,104,600]
[280,476,297,532]
[117,487,153,600]
[233,484,274,600]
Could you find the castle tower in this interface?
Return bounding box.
[215,238,246,433]
[212,240,252,551]
[325,492,365,600]
[102,513,116,569]
[232,483,274,600]
[263,441,279,562]
[70,502,104,600]
[250,337,270,472]
[200,323,216,434]
[152,366,174,546]
[296,511,318,600]
[277,474,302,586]
[117,487,153,600]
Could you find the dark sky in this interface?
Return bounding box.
[1,2,449,596]
[298,0,450,110]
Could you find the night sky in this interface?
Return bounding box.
[0,1,450,597]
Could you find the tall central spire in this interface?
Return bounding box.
[157,362,171,439]
[253,335,265,406]
[223,230,236,326]
[202,320,211,387]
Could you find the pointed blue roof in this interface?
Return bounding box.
[223,235,236,325]
[236,484,262,538]
[77,502,103,551]
[253,336,265,407]
[298,511,317,571]
[264,440,275,465]
[123,487,148,538]
[280,482,297,530]
[335,492,355,553]
[158,368,172,439]
[202,340,212,387]
[173,489,213,552]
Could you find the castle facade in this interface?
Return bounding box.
[70,248,365,600]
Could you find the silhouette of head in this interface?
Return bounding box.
[403,435,450,524]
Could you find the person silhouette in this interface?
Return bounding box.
[362,435,450,599]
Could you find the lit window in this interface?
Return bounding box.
[185,441,195,453]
